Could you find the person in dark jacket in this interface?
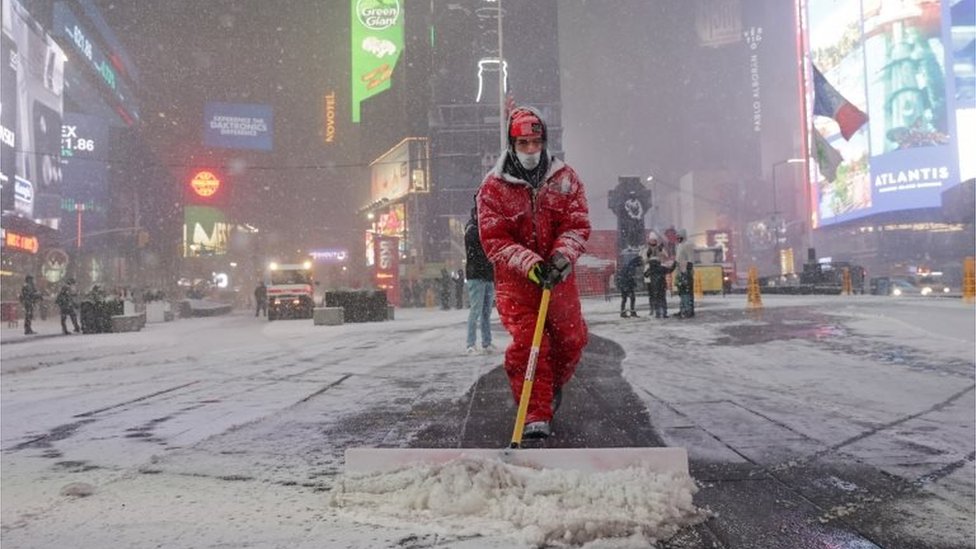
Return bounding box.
[616,255,642,318]
[464,205,496,353]
[439,268,452,310]
[55,278,81,334]
[254,282,268,317]
[453,268,465,309]
[19,275,42,335]
[644,256,676,318]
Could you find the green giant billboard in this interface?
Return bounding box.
[350,0,404,123]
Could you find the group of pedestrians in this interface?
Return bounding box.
[617,229,696,319]
[17,275,83,336]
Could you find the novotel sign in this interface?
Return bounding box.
[190,171,221,198]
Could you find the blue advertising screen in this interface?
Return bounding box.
[803,0,970,227]
[203,102,274,151]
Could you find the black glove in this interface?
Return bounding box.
[548,252,572,283]
[528,262,562,289]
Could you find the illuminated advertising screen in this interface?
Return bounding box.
[370,139,411,201]
[203,102,274,151]
[60,112,109,245]
[52,1,140,125]
[1,0,67,223]
[803,0,967,227]
[350,0,403,123]
[183,206,231,257]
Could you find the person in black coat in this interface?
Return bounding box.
[254,282,268,317]
[19,275,42,335]
[439,268,452,310]
[616,255,643,318]
[55,278,81,334]
[645,256,676,318]
[464,205,496,353]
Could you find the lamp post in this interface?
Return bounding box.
[771,158,804,274]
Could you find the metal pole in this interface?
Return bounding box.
[76,204,84,249]
[497,0,506,152]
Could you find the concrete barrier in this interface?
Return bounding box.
[314,307,343,326]
[111,311,146,332]
[387,305,395,320]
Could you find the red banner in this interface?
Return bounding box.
[373,236,399,305]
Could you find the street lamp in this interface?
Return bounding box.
[771,158,804,274]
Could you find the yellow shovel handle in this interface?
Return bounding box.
[510,287,551,448]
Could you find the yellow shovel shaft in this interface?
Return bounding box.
[510,287,551,447]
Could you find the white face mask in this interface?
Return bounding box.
[516,151,541,170]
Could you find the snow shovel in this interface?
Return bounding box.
[345,286,688,475]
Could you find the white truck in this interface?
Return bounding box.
[265,261,315,321]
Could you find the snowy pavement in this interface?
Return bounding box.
[1,294,973,548]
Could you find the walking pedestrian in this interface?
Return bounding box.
[674,228,695,318]
[254,281,268,317]
[19,275,42,335]
[438,269,452,310]
[644,255,676,318]
[464,205,496,354]
[453,268,465,309]
[56,278,81,334]
[477,106,591,440]
[616,255,642,317]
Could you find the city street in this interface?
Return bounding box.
[1,295,973,548]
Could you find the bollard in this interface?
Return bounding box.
[842,267,853,295]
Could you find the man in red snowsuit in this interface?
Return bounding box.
[476,106,591,439]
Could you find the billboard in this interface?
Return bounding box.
[802,0,968,227]
[183,205,231,257]
[203,102,273,151]
[52,1,140,125]
[373,235,399,305]
[350,0,403,123]
[1,0,67,224]
[60,112,109,245]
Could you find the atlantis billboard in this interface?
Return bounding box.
[801,0,971,227]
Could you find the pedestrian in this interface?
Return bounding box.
[19,275,42,335]
[464,205,496,354]
[674,228,695,318]
[643,232,664,309]
[56,278,81,334]
[477,105,591,440]
[254,281,268,317]
[616,255,642,318]
[411,279,423,307]
[439,268,452,310]
[401,279,413,308]
[644,255,676,318]
[453,268,465,309]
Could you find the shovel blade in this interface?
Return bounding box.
[344,447,688,475]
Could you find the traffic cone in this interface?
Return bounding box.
[842,267,853,295]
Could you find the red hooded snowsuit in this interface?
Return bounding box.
[476,149,591,424]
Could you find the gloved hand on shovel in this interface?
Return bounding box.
[528,261,559,288]
[528,252,571,289]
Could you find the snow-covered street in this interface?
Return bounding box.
[1,295,974,548]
